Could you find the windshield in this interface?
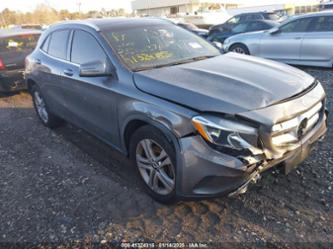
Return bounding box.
[103,24,220,71]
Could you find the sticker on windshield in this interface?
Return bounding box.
[188,42,202,49]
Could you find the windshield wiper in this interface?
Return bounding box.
[134,55,217,72]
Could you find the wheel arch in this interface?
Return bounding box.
[229,42,250,54]
[122,115,181,157]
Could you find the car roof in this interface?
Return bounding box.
[235,20,278,27]
[237,11,275,16]
[293,11,333,19]
[50,17,171,32]
[0,28,41,38]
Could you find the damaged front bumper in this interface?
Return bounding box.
[177,84,328,199]
[178,112,327,198]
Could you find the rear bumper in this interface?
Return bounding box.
[0,70,27,93]
[177,110,328,199]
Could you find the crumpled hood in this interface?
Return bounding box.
[133,53,314,114]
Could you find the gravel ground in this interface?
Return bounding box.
[0,68,332,249]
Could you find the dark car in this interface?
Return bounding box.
[177,22,209,38]
[208,20,277,43]
[0,29,41,93]
[25,18,327,203]
[210,11,283,35]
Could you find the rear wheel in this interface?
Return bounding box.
[230,44,250,55]
[31,85,63,128]
[130,125,177,203]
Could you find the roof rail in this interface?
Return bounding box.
[50,20,101,31]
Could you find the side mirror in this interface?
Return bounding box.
[269,27,280,35]
[79,60,113,77]
[212,41,223,49]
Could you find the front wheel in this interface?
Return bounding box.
[130,125,178,203]
[31,85,63,128]
[230,44,250,55]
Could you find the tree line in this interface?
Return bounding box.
[0,4,130,27]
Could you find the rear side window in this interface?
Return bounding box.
[0,34,40,53]
[41,35,50,52]
[71,30,107,65]
[265,13,280,21]
[48,30,70,60]
[243,14,262,21]
[310,16,333,32]
[247,22,265,31]
[232,23,248,33]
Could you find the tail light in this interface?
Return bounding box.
[0,57,5,71]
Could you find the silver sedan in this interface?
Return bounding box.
[223,12,333,68]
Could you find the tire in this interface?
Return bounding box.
[230,44,250,55]
[129,125,178,204]
[31,85,63,128]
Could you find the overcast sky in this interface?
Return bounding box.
[0,0,321,13]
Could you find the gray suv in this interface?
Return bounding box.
[25,18,328,203]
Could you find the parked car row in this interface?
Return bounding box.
[23,18,328,203]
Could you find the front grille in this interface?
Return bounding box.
[271,101,323,148]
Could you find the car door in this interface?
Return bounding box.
[38,29,72,115]
[259,17,313,62]
[63,29,119,144]
[301,15,333,63]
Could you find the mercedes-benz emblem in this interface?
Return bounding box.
[297,118,308,138]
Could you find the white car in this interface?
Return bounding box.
[223,12,333,68]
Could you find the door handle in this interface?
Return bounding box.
[35,59,41,65]
[294,37,302,40]
[63,69,73,77]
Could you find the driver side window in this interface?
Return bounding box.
[71,30,107,65]
[280,18,314,33]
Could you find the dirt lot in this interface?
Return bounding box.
[0,68,332,249]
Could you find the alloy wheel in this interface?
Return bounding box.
[136,139,175,195]
[232,47,246,54]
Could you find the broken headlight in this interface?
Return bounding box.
[192,115,262,154]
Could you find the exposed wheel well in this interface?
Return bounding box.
[123,119,178,156]
[124,120,149,153]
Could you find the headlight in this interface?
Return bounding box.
[192,116,261,153]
